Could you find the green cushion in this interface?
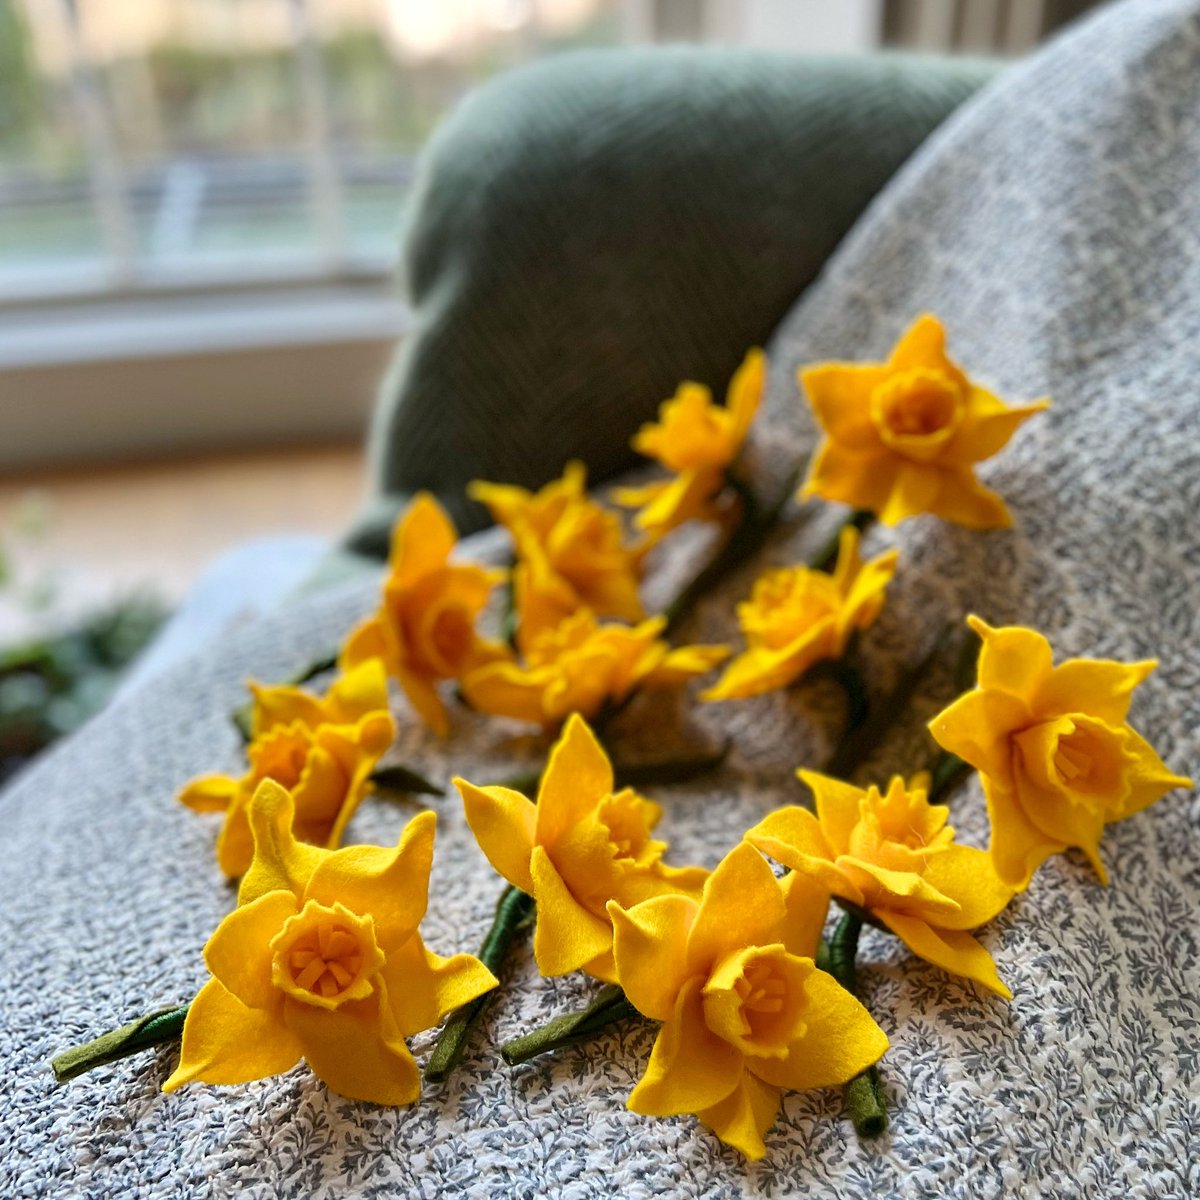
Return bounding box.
[346,48,999,556]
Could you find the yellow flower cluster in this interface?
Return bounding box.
[145,312,1190,1164]
[455,715,890,1159]
[613,349,765,536]
[800,314,1049,527]
[166,781,495,1104]
[703,527,898,701]
[930,616,1192,890]
[179,660,395,878]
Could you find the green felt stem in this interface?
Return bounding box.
[424,885,535,1084]
[368,763,445,798]
[231,652,339,741]
[51,1006,189,1083]
[500,984,640,1066]
[927,751,971,805]
[824,657,870,734]
[808,509,875,573]
[822,626,952,782]
[826,912,888,1138]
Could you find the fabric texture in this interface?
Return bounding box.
[4,2,1200,1195]
[346,49,996,553]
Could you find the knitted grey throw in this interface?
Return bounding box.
[2,1,1198,1196]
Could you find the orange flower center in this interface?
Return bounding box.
[740,569,841,651]
[598,789,655,862]
[1015,714,1138,807]
[270,900,384,1010]
[703,946,809,1059]
[426,605,474,675]
[870,368,962,460]
[249,725,312,789]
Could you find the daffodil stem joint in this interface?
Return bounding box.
[51,1005,189,1083]
[500,984,640,1066]
[827,911,889,1138]
[424,884,535,1083]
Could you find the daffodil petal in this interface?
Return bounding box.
[339,614,389,673]
[215,792,256,880]
[391,492,456,586]
[919,845,1014,930]
[627,978,744,1117]
[460,661,549,727]
[798,771,863,855]
[382,932,497,1038]
[456,779,537,894]
[836,856,961,917]
[535,714,614,848]
[608,895,698,1022]
[696,1071,780,1161]
[945,391,1049,465]
[878,462,942,526]
[983,778,1061,890]
[204,891,298,1009]
[879,912,1012,999]
[179,774,238,814]
[163,978,299,1092]
[238,779,327,906]
[776,872,830,960]
[1111,726,1194,821]
[644,643,730,688]
[802,442,897,513]
[798,363,887,451]
[530,845,614,977]
[747,966,888,1090]
[686,843,785,975]
[248,680,326,735]
[322,658,390,722]
[887,314,967,389]
[728,349,765,445]
[743,806,854,899]
[395,665,449,737]
[928,687,1030,784]
[927,467,1012,529]
[1036,657,1157,726]
[304,810,436,948]
[284,991,421,1106]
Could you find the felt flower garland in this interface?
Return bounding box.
[53,317,1193,1167]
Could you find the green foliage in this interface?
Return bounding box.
[0,597,167,788]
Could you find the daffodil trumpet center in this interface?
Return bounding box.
[869,368,963,461]
[1013,713,1138,809]
[703,946,808,1060]
[270,900,385,1010]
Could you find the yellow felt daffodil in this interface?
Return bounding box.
[609,842,886,1160]
[702,527,897,701]
[164,780,496,1105]
[614,349,765,537]
[462,602,728,730]
[469,462,646,625]
[340,492,508,736]
[929,616,1193,890]
[179,660,395,878]
[799,314,1049,528]
[746,771,1015,998]
[455,714,709,982]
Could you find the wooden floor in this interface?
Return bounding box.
[0,444,365,640]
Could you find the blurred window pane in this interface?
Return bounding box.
[0,0,625,299]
